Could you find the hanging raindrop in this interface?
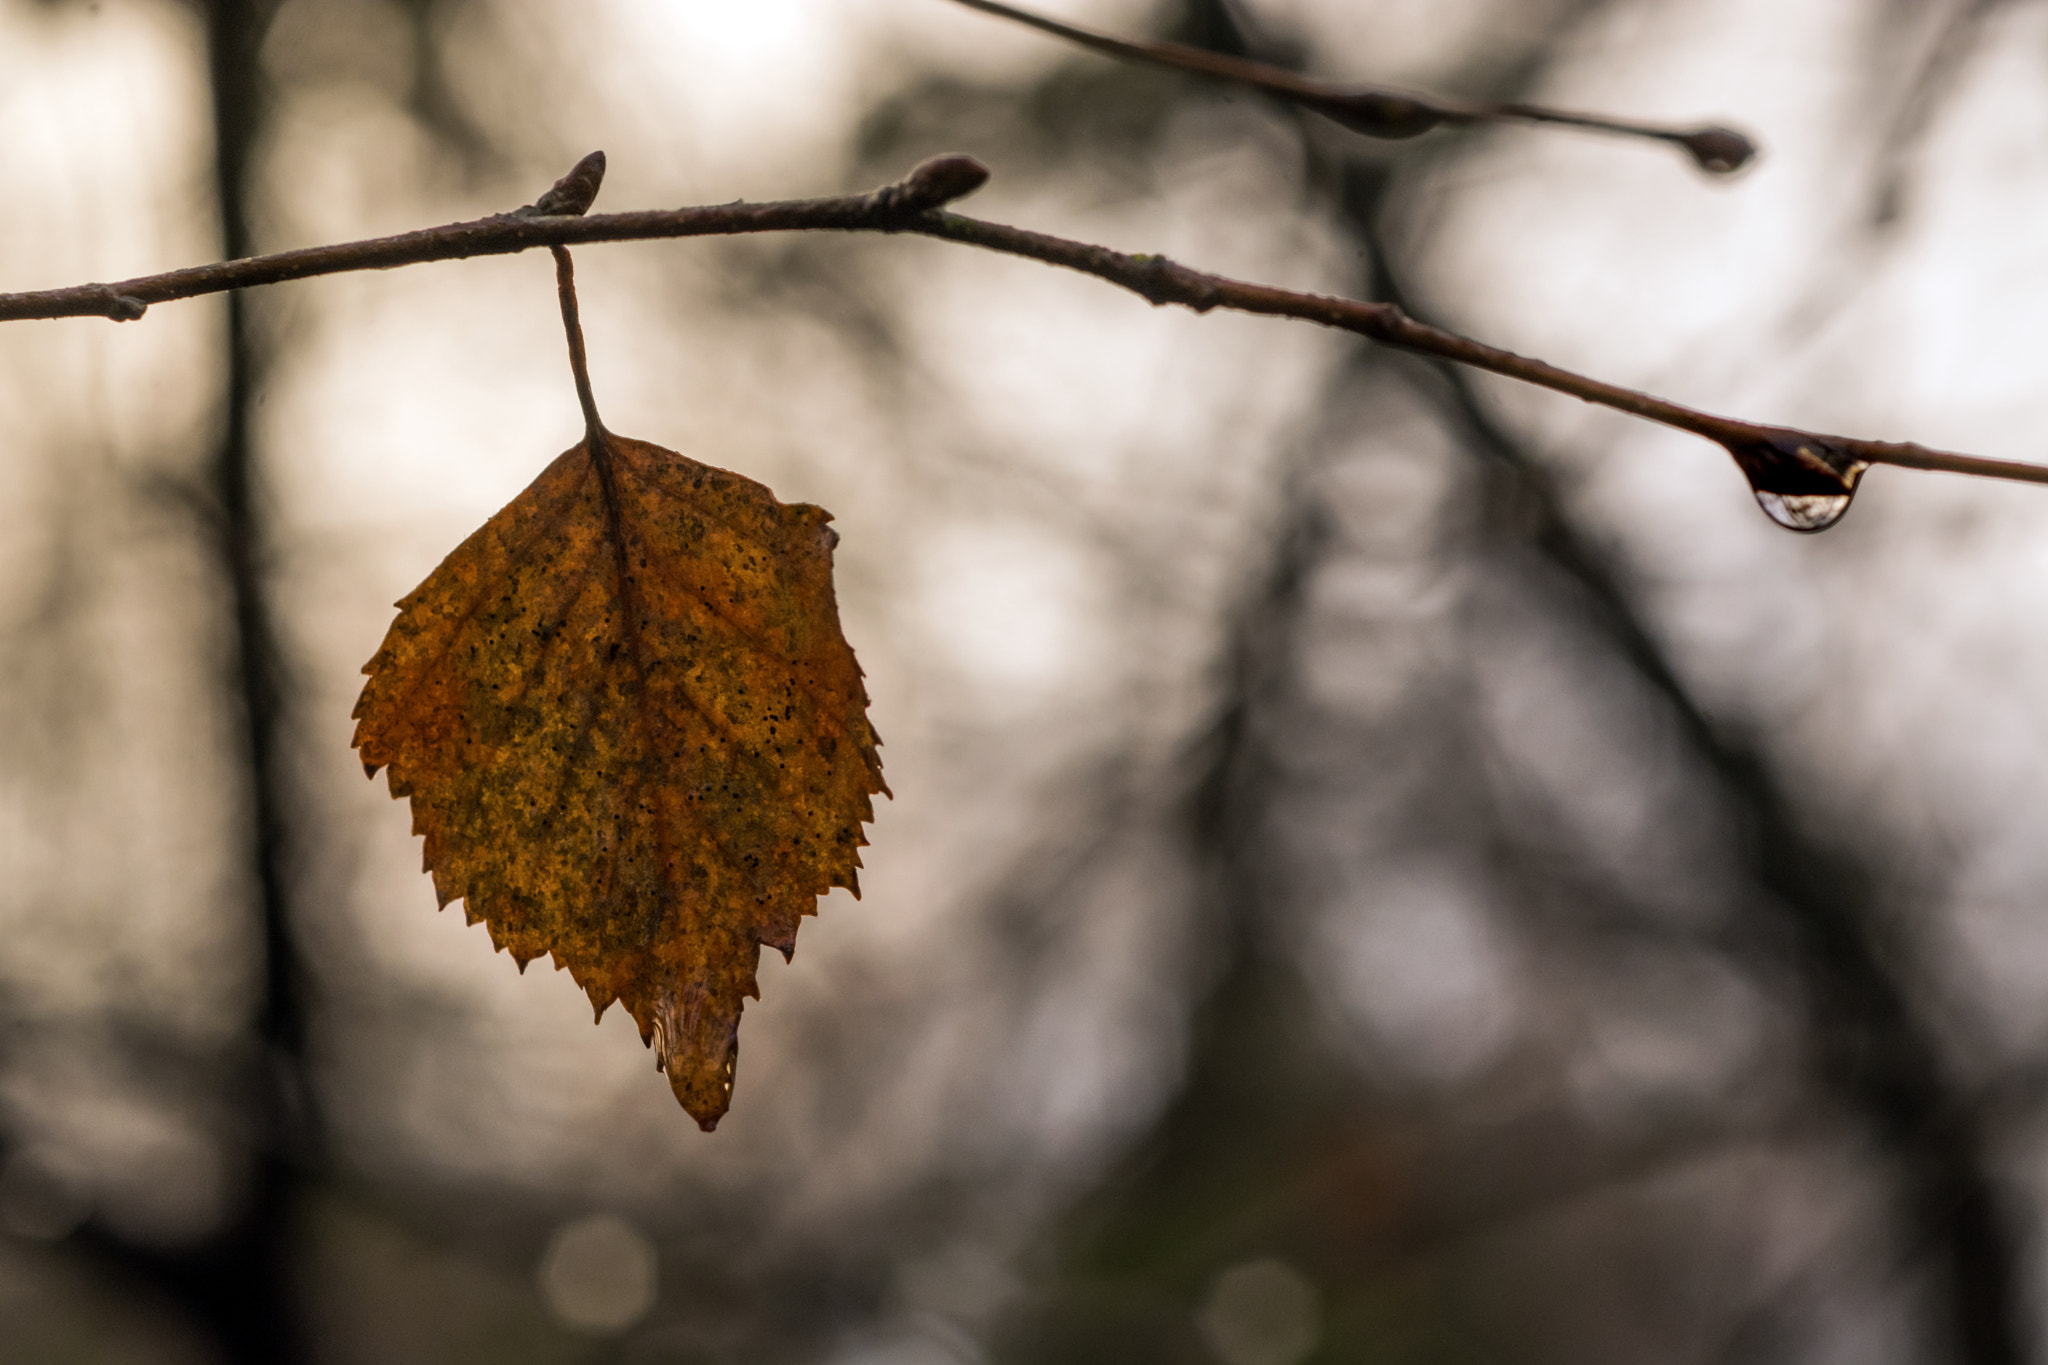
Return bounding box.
[1751,488,1853,532]
[1719,428,1868,532]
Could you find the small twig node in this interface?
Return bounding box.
[98,286,146,321]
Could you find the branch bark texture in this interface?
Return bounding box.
[2,154,2042,497]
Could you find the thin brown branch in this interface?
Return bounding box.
[941,0,1758,175]
[2,153,2039,510]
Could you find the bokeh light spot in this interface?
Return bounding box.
[537,1213,657,1334]
[1196,1258,1321,1365]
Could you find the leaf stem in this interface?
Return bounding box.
[551,244,606,440]
[1,154,2041,493]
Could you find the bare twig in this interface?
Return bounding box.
[2,153,2039,516]
[941,0,1757,174]
[1870,0,2012,225]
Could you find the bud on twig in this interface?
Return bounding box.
[521,151,608,218]
[869,155,993,216]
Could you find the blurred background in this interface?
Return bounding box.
[3,0,2048,1360]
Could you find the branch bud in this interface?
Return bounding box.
[872,155,993,216]
[523,151,608,217]
[100,288,146,322]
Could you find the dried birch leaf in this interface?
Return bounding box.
[351,433,887,1130]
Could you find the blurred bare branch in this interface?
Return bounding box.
[942,0,1758,173]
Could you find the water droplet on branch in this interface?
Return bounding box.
[1719,429,1867,532]
[1678,126,1758,175]
[1751,489,1853,532]
[1306,92,1443,139]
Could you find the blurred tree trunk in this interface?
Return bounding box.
[63,2,313,1360]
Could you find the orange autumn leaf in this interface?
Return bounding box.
[350,431,887,1130]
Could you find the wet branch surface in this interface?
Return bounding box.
[3,154,2045,517]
